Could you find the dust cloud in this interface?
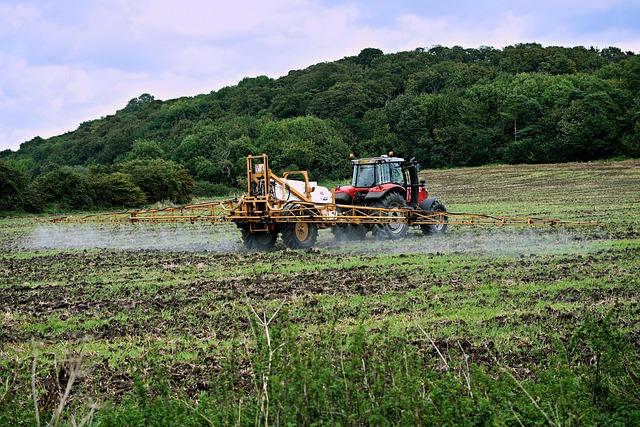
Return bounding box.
[318,227,602,256]
[23,223,241,252]
[20,222,603,257]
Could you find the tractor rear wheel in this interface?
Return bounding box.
[421,200,448,235]
[240,228,278,251]
[283,222,318,249]
[373,192,409,240]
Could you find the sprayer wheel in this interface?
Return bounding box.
[283,222,318,249]
[240,228,278,251]
[421,200,448,235]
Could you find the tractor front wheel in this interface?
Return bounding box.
[283,222,318,249]
[241,228,278,251]
[373,192,409,240]
[421,200,448,235]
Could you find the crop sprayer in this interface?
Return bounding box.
[51,154,598,250]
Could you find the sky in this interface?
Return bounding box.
[0,0,639,151]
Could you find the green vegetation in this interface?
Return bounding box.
[0,160,194,212]
[1,160,638,425]
[1,44,640,212]
[0,161,41,213]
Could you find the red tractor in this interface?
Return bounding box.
[333,153,447,240]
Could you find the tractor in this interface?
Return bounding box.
[333,153,447,240]
[50,153,596,251]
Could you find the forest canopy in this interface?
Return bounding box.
[1,43,639,211]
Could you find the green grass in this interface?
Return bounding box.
[1,159,639,425]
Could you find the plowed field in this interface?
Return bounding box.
[1,159,639,425]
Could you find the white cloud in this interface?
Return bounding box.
[0,52,241,143]
[0,2,40,31]
[131,0,291,38]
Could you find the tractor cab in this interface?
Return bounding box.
[335,154,429,207]
[351,156,406,188]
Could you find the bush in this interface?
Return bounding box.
[622,121,640,157]
[119,159,194,204]
[0,161,26,211]
[19,185,45,213]
[88,172,147,208]
[0,161,43,213]
[33,166,93,209]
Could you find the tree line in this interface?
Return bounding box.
[1,43,638,212]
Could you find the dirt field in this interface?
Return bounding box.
[1,159,639,425]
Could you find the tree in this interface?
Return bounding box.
[499,43,548,73]
[382,94,427,148]
[355,48,384,67]
[125,139,166,161]
[257,117,350,179]
[0,161,27,211]
[119,159,194,204]
[598,56,640,94]
[122,93,156,113]
[406,62,496,95]
[0,161,42,212]
[600,47,626,62]
[271,93,311,119]
[428,124,496,167]
[307,82,372,120]
[88,172,146,208]
[622,120,640,156]
[174,119,255,184]
[33,166,93,209]
[542,52,577,75]
[556,91,621,161]
[0,43,636,184]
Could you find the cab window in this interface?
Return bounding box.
[353,164,375,187]
[376,163,390,184]
[389,163,404,185]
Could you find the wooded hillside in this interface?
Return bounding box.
[1,43,639,211]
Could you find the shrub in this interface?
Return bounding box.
[33,166,93,209]
[622,121,640,157]
[119,159,194,204]
[19,185,45,213]
[0,161,26,211]
[88,172,147,208]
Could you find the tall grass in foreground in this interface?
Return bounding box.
[2,313,638,426]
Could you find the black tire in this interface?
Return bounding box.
[283,222,318,249]
[281,204,319,249]
[240,228,278,251]
[421,200,448,235]
[373,192,409,240]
